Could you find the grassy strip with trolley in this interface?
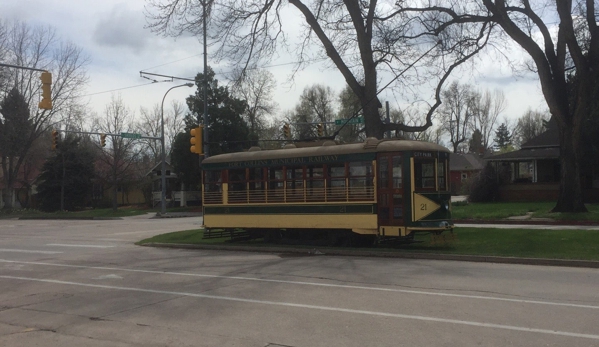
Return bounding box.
[138,227,599,261]
[452,202,599,222]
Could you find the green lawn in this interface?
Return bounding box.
[452,201,599,221]
[0,207,149,219]
[138,227,599,261]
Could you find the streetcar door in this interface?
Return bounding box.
[377,153,404,226]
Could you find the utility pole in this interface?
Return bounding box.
[202,0,210,159]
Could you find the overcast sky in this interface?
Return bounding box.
[2,0,549,131]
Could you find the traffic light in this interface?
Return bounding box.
[51,130,59,151]
[100,133,106,147]
[283,123,291,139]
[317,123,324,137]
[39,71,52,110]
[190,125,204,154]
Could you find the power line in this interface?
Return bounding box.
[79,82,161,97]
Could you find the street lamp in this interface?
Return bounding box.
[161,83,194,215]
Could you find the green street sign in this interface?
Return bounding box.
[121,132,142,139]
[335,117,364,125]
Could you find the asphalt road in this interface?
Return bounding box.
[0,216,598,347]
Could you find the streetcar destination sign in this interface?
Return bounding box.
[121,132,142,139]
[334,117,364,125]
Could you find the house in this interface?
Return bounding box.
[0,157,42,209]
[146,161,201,207]
[485,120,598,202]
[449,153,485,195]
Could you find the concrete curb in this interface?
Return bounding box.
[152,213,203,219]
[142,243,599,269]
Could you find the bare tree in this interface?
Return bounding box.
[145,1,492,138]
[438,82,475,153]
[292,84,337,139]
[230,69,278,136]
[0,21,88,209]
[514,108,549,147]
[137,100,186,164]
[93,95,142,211]
[470,89,506,150]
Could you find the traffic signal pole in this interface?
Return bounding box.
[0,63,53,109]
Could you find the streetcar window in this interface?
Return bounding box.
[378,157,389,189]
[268,167,284,202]
[415,161,436,189]
[349,161,374,200]
[349,161,373,187]
[203,171,223,204]
[392,155,402,188]
[228,168,247,203]
[203,170,222,193]
[249,168,265,202]
[328,163,346,201]
[438,160,447,191]
[228,169,246,191]
[249,167,264,188]
[328,163,346,188]
[286,166,304,202]
[306,165,324,201]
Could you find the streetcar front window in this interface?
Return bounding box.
[414,160,436,190]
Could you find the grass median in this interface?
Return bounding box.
[138,227,599,261]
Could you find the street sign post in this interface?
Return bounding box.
[335,117,364,126]
[121,132,142,139]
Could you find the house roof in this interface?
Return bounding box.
[521,123,559,148]
[145,161,177,177]
[486,147,560,161]
[450,153,485,171]
[487,119,560,161]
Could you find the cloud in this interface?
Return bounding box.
[93,4,150,53]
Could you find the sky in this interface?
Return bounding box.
[1,0,549,132]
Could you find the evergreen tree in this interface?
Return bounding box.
[36,136,95,211]
[494,123,512,151]
[186,67,252,156]
[0,88,32,209]
[170,131,201,191]
[468,129,485,154]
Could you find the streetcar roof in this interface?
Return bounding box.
[201,138,450,165]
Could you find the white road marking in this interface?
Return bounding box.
[94,274,123,280]
[0,249,63,254]
[0,259,597,310]
[1,274,598,341]
[46,244,115,248]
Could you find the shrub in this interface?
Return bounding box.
[467,164,499,202]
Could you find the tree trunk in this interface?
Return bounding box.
[552,121,587,212]
[363,100,383,138]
